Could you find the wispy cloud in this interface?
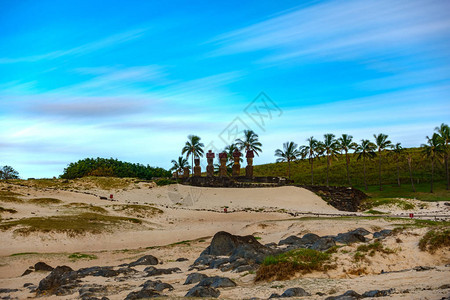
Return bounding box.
[0,28,147,64]
[209,0,450,63]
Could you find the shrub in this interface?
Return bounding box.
[419,229,450,253]
[255,249,334,281]
[155,178,176,186]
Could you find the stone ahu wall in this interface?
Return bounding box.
[296,185,368,212]
[184,176,293,188]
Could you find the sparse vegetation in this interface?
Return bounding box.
[112,204,163,217]
[0,213,142,236]
[419,229,450,253]
[28,198,63,205]
[0,190,24,203]
[0,206,17,214]
[363,198,415,210]
[356,241,395,256]
[155,178,176,186]
[255,248,334,281]
[68,253,98,260]
[364,209,387,215]
[64,202,108,214]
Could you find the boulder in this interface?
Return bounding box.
[373,229,392,239]
[197,276,236,288]
[361,289,392,297]
[34,262,54,271]
[310,237,336,251]
[129,255,159,267]
[184,273,208,285]
[281,287,310,297]
[185,286,220,298]
[203,231,266,256]
[325,290,362,300]
[349,228,371,236]
[77,266,118,278]
[278,235,303,246]
[144,266,181,276]
[141,280,174,292]
[37,265,79,296]
[334,232,366,244]
[125,288,161,300]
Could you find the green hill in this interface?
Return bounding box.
[253,147,448,199]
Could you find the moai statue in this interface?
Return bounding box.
[218,152,228,178]
[183,167,190,178]
[246,150,254,178]
[194,158,201,177]
[232,149,242,177]
[206,150,215,177]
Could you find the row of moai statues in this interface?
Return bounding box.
[182,149,254,178]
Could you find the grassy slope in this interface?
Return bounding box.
[253,147,449,201]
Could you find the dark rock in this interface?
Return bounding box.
[184,273,208,285]
[77,266,118,278]
[34,262,54,272]
[413,266,434,271]
[302,233,321,243]
[204,231,266,256]
[233,264,256,273]
[0,289,18,294]
[209,257,229,269]
[334,232,366,244]
[325,290,362,300]
[278,235,303,246]
[176,258,189,262]
[373,229,392,239]
[361,289,392,297]
[23,283,33,288]
[125,288,161,300]
[311,237,336,251]
[281,287,310,297]
[296,185,367,212]
[197,276,237,288]
[349,228,371,236]
[229,242,276,264]
[269,293,281,298]
[439,284,450,289]
[37,265,79,296]
[185,286,220,298]
[144,266,181,276]
[129,255,159,267]
[193,255,217,266]
[265,242,278,248]
[21,269,33,276]
[141,280,174,292]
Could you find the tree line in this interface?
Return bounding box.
[60,157,171,180]
[172,123,449,193]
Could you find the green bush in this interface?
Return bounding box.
[419,229,450,253]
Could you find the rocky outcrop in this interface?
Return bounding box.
[297,185,367,211]
[185,286,220,298]
[270,287,311,298]
[184,176,292,188]
[128,255,159,267]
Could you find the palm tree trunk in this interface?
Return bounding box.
[326,157,329,187]
[311,158,314,185]
[364,156,367,191]
[445,154,449,190]
[431,157,434,193]
[345,152,350,186]
[397,158,400,187]
[408,157,415,192]
[191,155,194,178]
[288,159,291,179]
[378,150,382,191]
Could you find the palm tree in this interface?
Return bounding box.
[390,143,404,187]
[435,123,450,190]
[235,130,262,157]
[422,133,444,193]
[373,133,392,191]
[181,135,204,177]
[320,134,339,187]
[170,156,190,179]
[274,141,301,179]
[300,137,320,185]
[406,153,416,192]
[338,134,357,186]
[356,139,376,191]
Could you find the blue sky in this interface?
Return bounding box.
[1,0,449,178]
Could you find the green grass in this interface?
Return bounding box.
[363,198,415,210]
[0,212,142,236]
[254,147,446,185]
[10,252,38,256]
[28,198,63,205]
[112,204,163,217]
[419,229,450,253]
[363,182,449,201]
[68,252,98,260]
[255,248,334,281]
[356,241,394,255]
[0,191,24,203]
[63,202,108,214]
[364,209,387,215]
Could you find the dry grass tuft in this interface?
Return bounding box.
[28,198,63,205]
[419,229,450,253]
[112,204,163,218]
